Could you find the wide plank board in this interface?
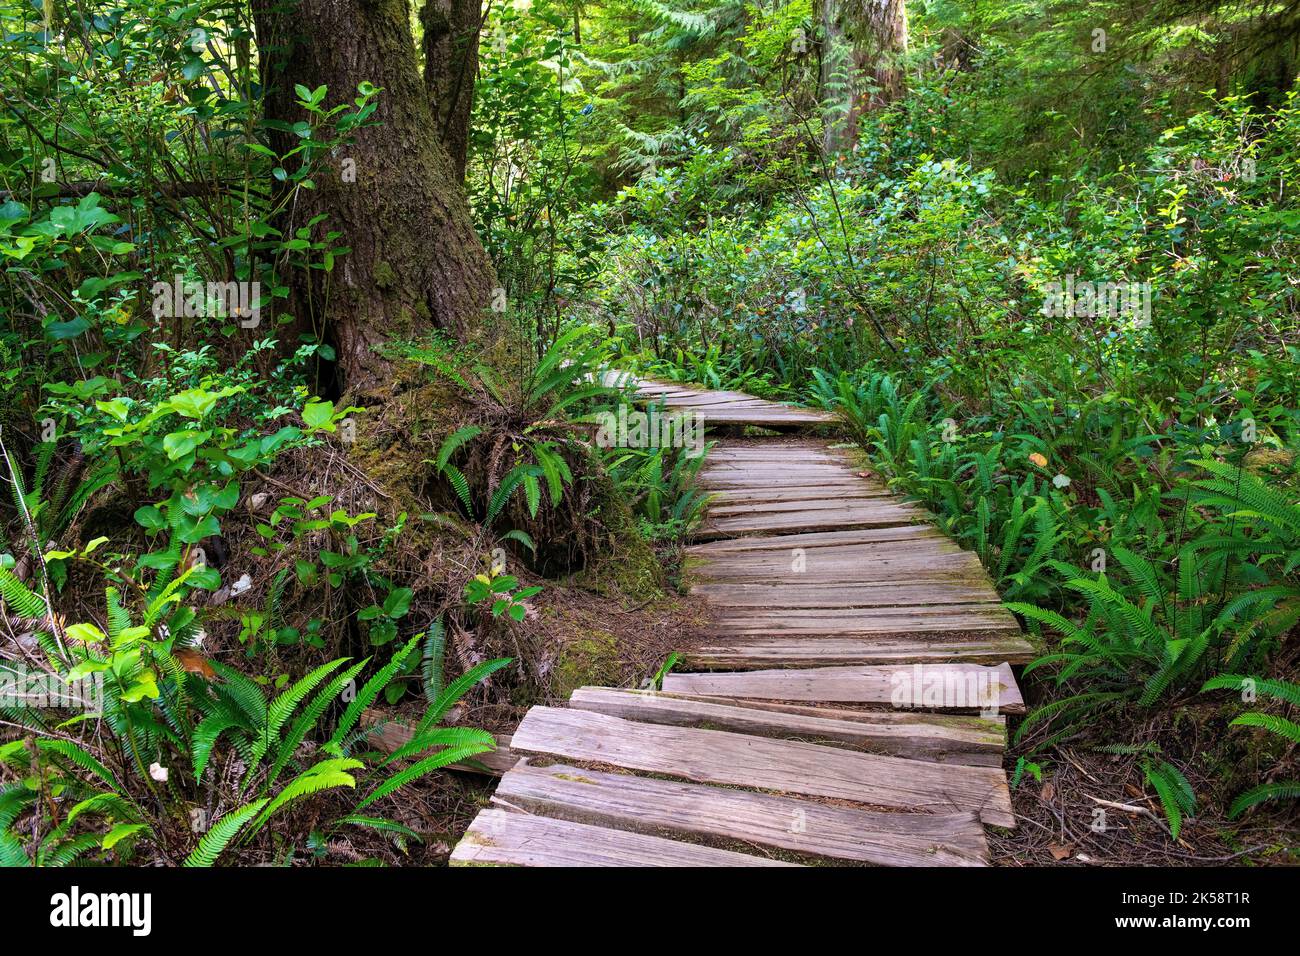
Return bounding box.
[509,706,1015,826]
[686,526,944,553]
[493,763,990,866]
[704,450,854,464]
[451,808,797,867]
[699,465,865,476]
[691,537,967,560]
[646,395,782,409]
[706,498,906,516]
[656,692,1006,729]
[705,490,893,507]
[698,451,859,464]
[698,507,925,538]
[662,662,1025,715]
[692,410,837,426]
[688,552,983,583]
[701,607,1021,634]
[567,686,1004,763]
[684,635,1036,668]
[693,581,1008,608]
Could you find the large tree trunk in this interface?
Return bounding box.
[821,0,909,154]
[252,0,495,394]
[421,0,482,180]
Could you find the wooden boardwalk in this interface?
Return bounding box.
[451,377,1030,867]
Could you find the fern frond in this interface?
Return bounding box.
[355,743,492,812]
[381,726,495,766]
[328,636,421,750]
[42,832,101,866]
[38,740,121,792]
[0,567,46,619]
[183,799,269,867]
[421,621,446,705]
[1228,780,1300,818]
[416,657,511,734]
[435,426,483,472]
[332,815,422,841]
[267,659,368,787]
[443,465,473,514]
[244,758,363,838]
[1111,547,1165,609]
[192,715,244,783]
[1230,712,1300,743]
[1201,674,1300,706]
[209,661,269,727]
[1142,758,1192,840]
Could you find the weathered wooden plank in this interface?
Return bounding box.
[691,537,966,560]
[493,763,990,866]
[697,507,925,538]
[706,441,847,452]
[690,540,974,564]
[701,457,856,472]
[641,387,765,403]
[612,401,832,426]
[705,446,852,462]
[699,476,889,492]
[689,551,982,582]
[451,808,798,867]
[695,419,836,431]
[567,686,1004,763]
[707,498,907,517]
[658,692,1006,730]
[702,621,1013,634]
[701,468,864,483]
[705,487,893,504]
[662,662,1025,715]
[682,635,1037,668]
[691,409,837,425]
[360,710,518,776]
[648,395,782,409]
[697,479,876,493]
[693,581,1006,608]
[701,607,1022,634]
[687,526,944,554]
[707,486,889,502]
[698,496,919,516]
[709,453,855,462]
[509,706,1015,826]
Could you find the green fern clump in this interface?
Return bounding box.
[1202,675,1300,819]
[2,583,510,866]
[424,325,616,529]
[602,437,714,541]
[811,367,1065,601]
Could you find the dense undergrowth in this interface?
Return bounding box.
[2,0,1299,866]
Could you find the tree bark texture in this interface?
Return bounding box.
[252,0,496,393]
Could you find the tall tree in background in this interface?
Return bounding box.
[422,0,483,179]
[821,0,909,153]
[252,0,496,393]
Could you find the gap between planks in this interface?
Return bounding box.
[509,706,1016,827]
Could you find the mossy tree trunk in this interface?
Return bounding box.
[252,0,496,394]
[421,0,482,181]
